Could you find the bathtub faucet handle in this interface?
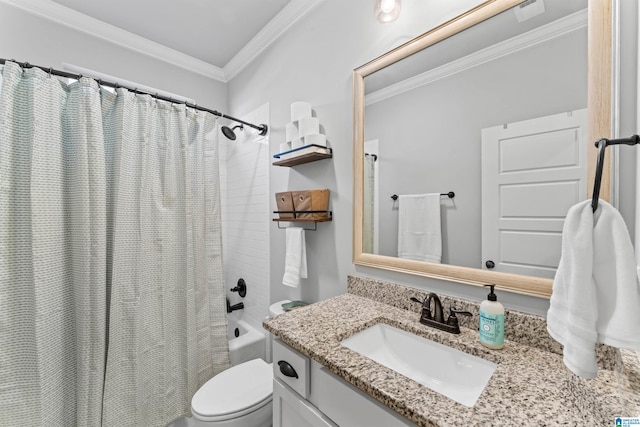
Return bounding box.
[230,278,247,297]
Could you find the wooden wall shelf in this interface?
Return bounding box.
[272,211,333,230]
[273,151,332,167]
[272,217,333,223]
[272,144,332,167]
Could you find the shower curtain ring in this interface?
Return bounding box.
[48,67,53,77]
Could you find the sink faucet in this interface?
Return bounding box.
[410,293,471,334]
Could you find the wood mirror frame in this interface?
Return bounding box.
[352,0,612,298]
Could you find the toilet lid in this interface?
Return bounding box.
[191,358,273,421]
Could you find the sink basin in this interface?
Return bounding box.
[340,323,497,407]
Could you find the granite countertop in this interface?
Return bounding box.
[263,279,640,426]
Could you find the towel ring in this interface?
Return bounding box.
[591,135,640,212]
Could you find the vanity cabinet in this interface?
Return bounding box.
[273,379,337,427]
[272,339,415,427]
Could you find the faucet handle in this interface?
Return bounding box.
[446,307,472,327]
[410,296,432,321]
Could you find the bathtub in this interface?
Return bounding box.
[227,318,266,366]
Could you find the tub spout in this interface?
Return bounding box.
[227,298,244,313]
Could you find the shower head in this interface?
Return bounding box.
[221,124,244,140]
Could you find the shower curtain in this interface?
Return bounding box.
[0,61,230,427]
[363,154,376,253]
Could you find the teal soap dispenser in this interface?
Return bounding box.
[479,284,504,349]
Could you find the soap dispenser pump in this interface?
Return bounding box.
[479,284,504,349]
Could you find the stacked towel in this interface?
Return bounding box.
[397,194,442,263]
[282,227,307,287]
[547,200,640,378]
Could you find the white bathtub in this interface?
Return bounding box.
[227,318,266,366]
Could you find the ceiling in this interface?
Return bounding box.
[42,0,305,80]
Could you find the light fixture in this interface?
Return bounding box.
[375,0,401,23]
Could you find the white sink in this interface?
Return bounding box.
[340,323,497,407]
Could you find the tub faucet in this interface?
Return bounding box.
[226,298,244,313]
[410,293,471,334]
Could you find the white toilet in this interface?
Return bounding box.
[189,300,290,426]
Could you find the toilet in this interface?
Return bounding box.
[190,300,290,426]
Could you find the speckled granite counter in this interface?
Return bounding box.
[263,276,640,426]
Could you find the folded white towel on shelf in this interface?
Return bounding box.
[547,199,640,379]
[282,227,307,288]
[397,194,442,263]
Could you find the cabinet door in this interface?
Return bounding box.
[310,363,416,427]
[273,379,338,427]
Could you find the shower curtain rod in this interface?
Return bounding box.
[0,59,269,136]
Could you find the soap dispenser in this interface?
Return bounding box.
[479,284,504,349]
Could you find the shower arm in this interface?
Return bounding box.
[0,58,268,136]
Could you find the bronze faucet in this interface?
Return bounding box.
[410,293,471,334]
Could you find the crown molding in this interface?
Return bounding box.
[366,9,588,106]
[223,0,326,81]
[3,0,324,83]
[1,0,226,81]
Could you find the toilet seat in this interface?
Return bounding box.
[191,358,273,422]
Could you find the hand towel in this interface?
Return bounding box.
[282,227,307,287]
[547,199,640,379]
[397,194,442,263]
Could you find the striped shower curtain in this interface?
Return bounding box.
[363,154,376,253]
[0,61,230,426]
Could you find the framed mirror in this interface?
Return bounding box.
[353,0,613,298]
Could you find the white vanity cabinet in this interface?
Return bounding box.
[272,339,415,427]
[273,378,337,427]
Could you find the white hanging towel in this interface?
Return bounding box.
[547,200,640,379]
[397,194,442,263]
[282,227,307,287]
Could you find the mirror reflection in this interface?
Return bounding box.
[362,0,588,280]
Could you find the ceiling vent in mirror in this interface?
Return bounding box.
[514,0,545,23]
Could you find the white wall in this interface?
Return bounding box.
[220,103,271,331]
[617,0,639,240]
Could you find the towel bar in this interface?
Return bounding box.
[391,192,455,201]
